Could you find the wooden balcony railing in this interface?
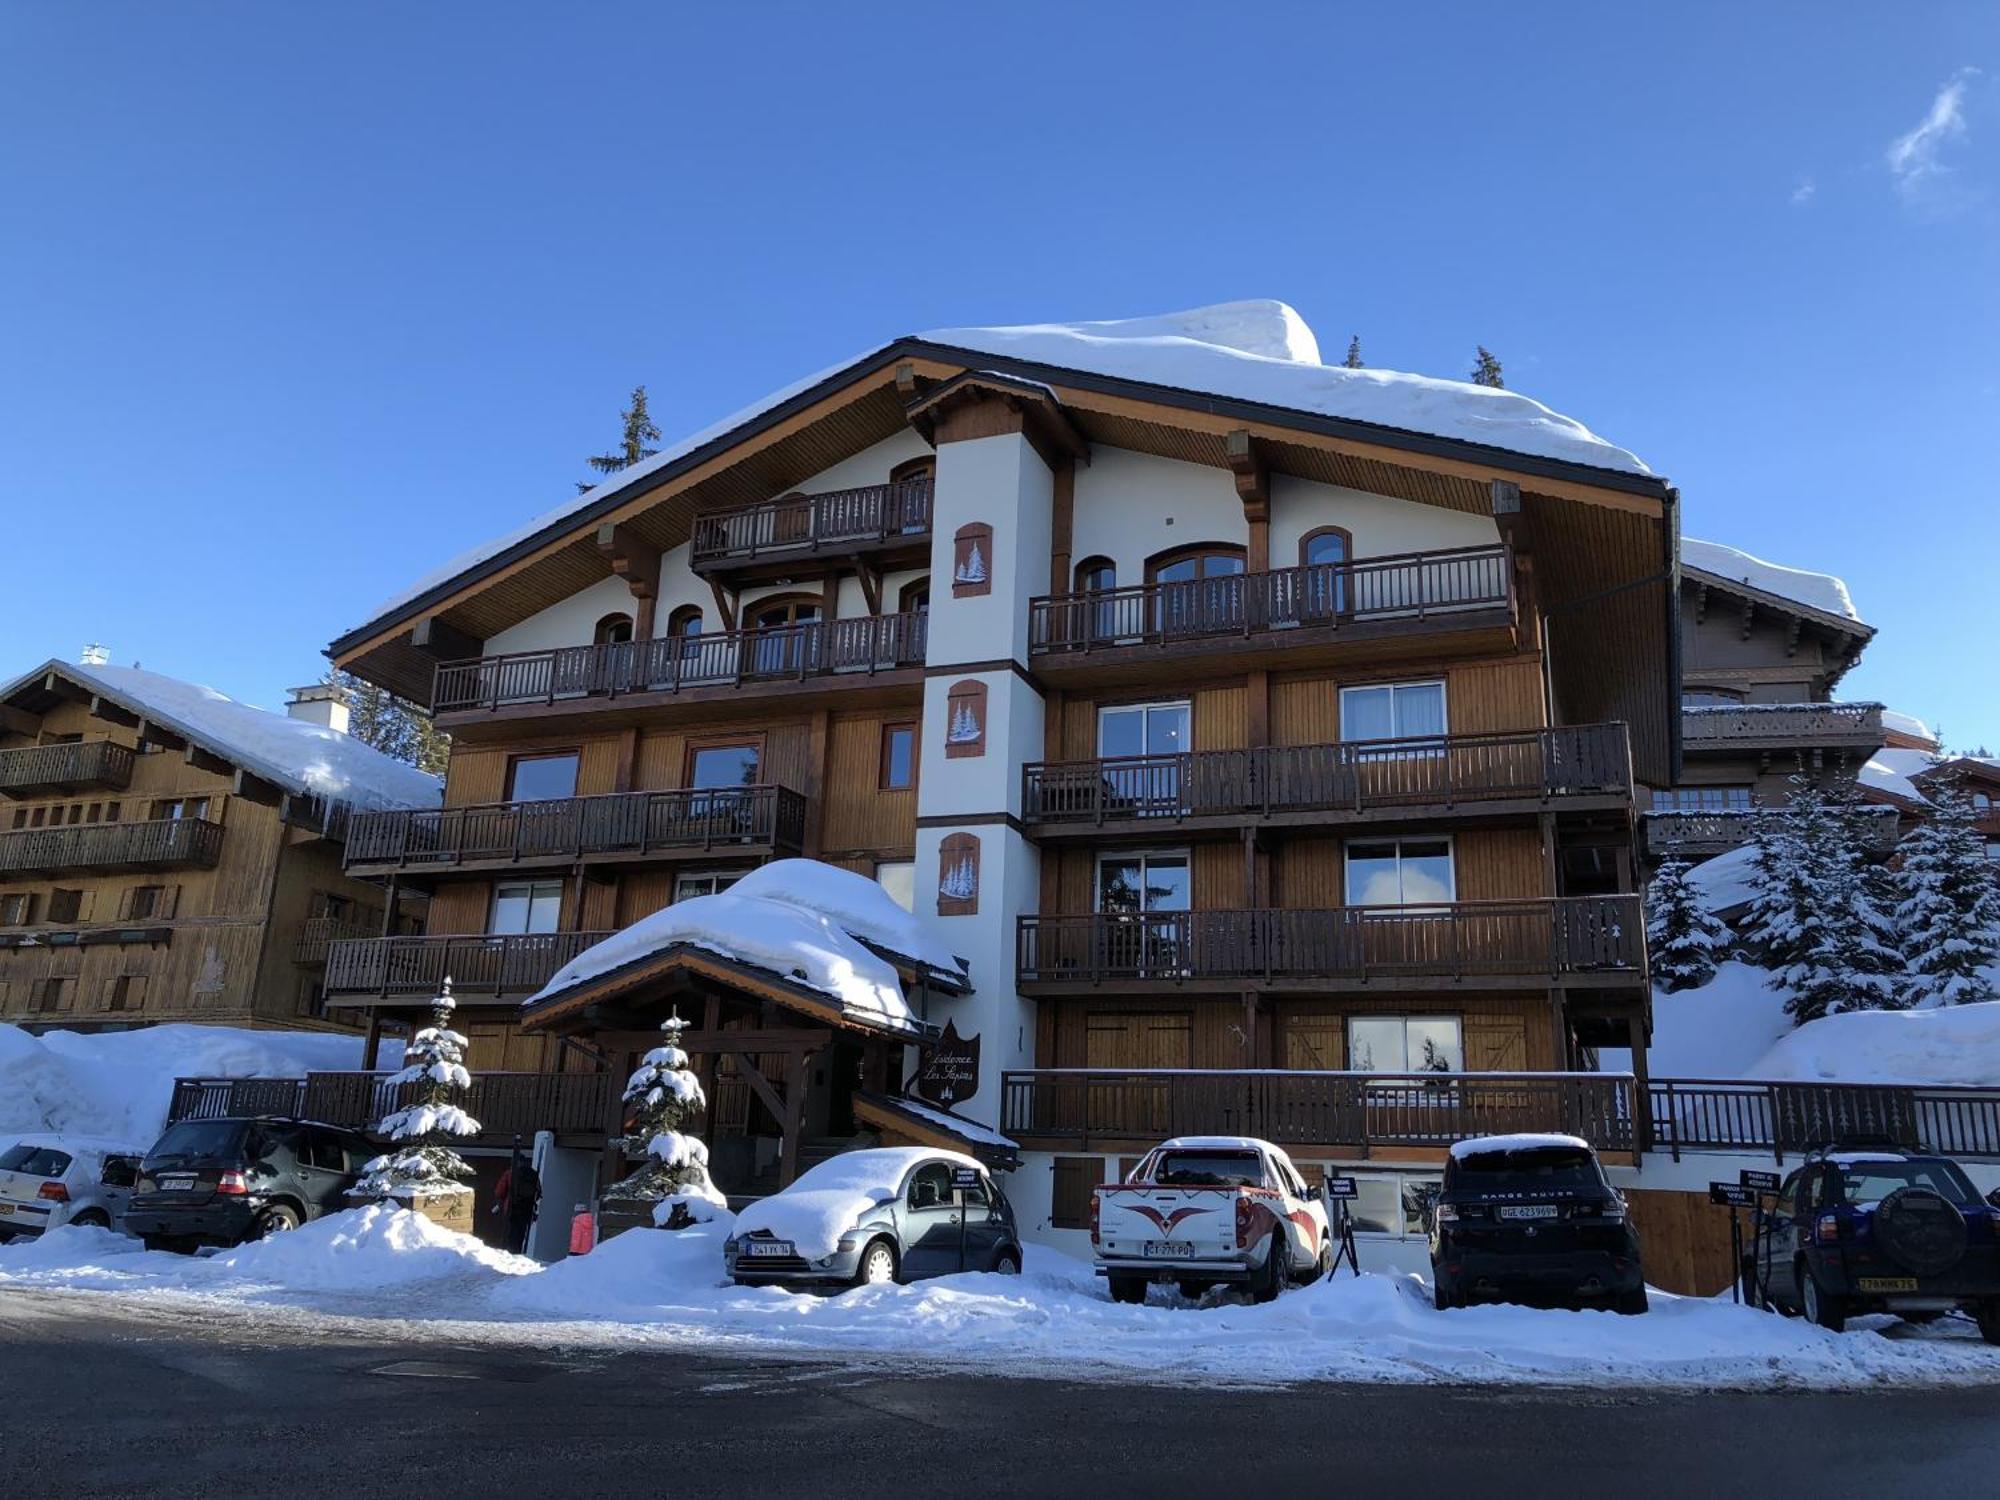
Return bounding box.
[1642,805,1900,861]
[691,477,933,570]
[293,916,381,965]
[433,611,927,714]
[344,786,808,873]
[1016,897,1644,988]
[168,1071,619,1143]
[1001,1069,1637,1153]
[1023,724,1631,829]
[0,817,223,877]
[1029,544,1513,655]
[0,739,135,798]
[1648,1078,2000,1164]
[323,930,616,1002]
[1680,701,1885,750]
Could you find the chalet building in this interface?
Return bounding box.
[1641,538,1890,866]
[0,661,439,1032]
[324,300,1680,1256]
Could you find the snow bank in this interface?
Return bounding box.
[1686,845,1761,915]
[1743,997,2000,1088]
[1681,537,1863,623]
[526,860,953,1032]
[0,1024,385,1149]
[733,1147,980,1259]
[489,1216,737,1320]
[3,662,442,814]
[1612,963,1794,1080]
[214,1205,537,1291]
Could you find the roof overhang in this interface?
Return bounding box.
[1682,563,1876,688]
[852,1091,1019,1170]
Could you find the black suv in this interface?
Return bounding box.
[1430,1135,1646,1313]
[1745,1146,2000,1341]
[124,1117,373,1252]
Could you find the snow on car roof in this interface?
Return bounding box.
[3,1133,145,1157]
[1826,1152,1920,1166]
[1154,1136,1282,1153]
[1447,1133,1593,1160]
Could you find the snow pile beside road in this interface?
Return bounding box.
[1743,998,2000,1087]
[490,1214,736,1320]
[0,1024,383,1148]
[216,1205,538,1291]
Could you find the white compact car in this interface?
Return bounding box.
[1093,1135,1332,1303]
[0,1135,145,1239]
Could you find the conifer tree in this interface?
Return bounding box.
[580,385,662,491]
[1646,854,1731,991]
[1343,335,1364,369]
[611,1012,726,1226]
[351,979,480,1203]
[1896,777,2000,1007]
[1470,346,1505,388]
[322,669,450,776]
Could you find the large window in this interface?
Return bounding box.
[747,595,822,674]
[1148,545,1247,638]
[1344,838,1454,906]
[686,741,761,789]
[1299,526,1352,617]
[1339,681,1446,743]
[490,880,563,935]
[1097,701,1190,760]
[1348,1015,1463,1074]
[1097,851,1190,914]
[506,753,578,802]
[1652,786,1754,813]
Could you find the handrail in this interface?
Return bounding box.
[433,611,927,713]
[691,477,934,567]
[1646,1077,2000,1163]
[0,817,224,876]
[0,738,136,794]
[323,930,616,999]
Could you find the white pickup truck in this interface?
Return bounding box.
[1091,1135,1331,1303]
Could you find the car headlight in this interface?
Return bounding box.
[836,1236,858,1253]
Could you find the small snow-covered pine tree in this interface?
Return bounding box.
[351,978,481,1202]
[612,1012,726,1227]
[1896,777,2000,1007]
[1646,855,1731,991]
[1470,346,1505,388]
[1343,335,1364,369]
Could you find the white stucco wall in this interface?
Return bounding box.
[1268,473,1501,563]
[924,433,1053,666]
[484,575,637,658]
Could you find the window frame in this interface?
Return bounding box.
[1338,679,1448,743]
[488,879,565,936]
[593,611,634,646]
[1343,835,1456,907]
[873,859,915,913]
[504,751,580,803]
[673,870,745,903]
[1345,1014,1465,1076]
[879,721,918,790]
[683,735,765,791]
[896,576,931,615]
[1144,542,1248,586]
[1299,525,1354,569]
[1093,848,1193,915]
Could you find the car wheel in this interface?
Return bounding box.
[1107,1274,1147,1305]
[1252,1234,1286,1304]
[1314,1236,1333,1282]
[1975,1300,2000,1346]
[1800,1262,1846,1333]
[1615,1287,1649,1316]
[69,1210,110,1230]
[853,1239,897,1287]
[143,1235,191,1255]
[992,1249,1022,1276]
[252,1204,301,1239]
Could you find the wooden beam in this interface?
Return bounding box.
[707,577,738,633]
[1739,597,1756,641]
[596,521,661,641]
[781,1049,816,1186]
[1050,457,1076,594]
[230,769,284,806]
[1692,583,1708,625]
[409,616,483,661]
[136,718,185,753]
[88,695,141,729]
[728,1051,788,1124]
[184,743,233,777]
[1226,430,1269,573]
[0,704,38,736]
[855,561,883,617]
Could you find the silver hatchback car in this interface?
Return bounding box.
[726,1148,1021,1288]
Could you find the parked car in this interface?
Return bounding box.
[1744,1145,2000,1342]
[726,1148,1021,1288]
[123,1116,374,1252]
[1093,1135,1331,1304]
[0,1135,145,1240]
[1429,1133,1646,1313]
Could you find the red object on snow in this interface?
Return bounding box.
[568,1207,596,1256]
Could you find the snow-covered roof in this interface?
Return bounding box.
[1681,538,1865,625]
[0,660,441,815]
[732,1145,983,1259]
[347,300,1657,640]
[1861,746,1943,806]
[1882,709,1938,746]
[1447,1133,1593,1160]
[522,859,960,1035]
[877,1096,1017,1151]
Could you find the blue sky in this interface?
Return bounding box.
[3,5,1995,747]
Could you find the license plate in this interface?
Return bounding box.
[1497,1205,1560,1220]
[159,1176,196,1192]
[0,1203,13,1216]
[745,1239,795,1258]
[1858,1277,1920,1293]
[1144,1240,1195,1258]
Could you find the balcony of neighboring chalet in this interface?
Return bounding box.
[1022,723,1632,845]
[323,930,615,1005]
[342,786,808,882]
[1027,544,1516,687]
[292,915,383,966]
[0,739,135,798]
[1641,802,1902,864]
[1680,700,1886,760]
[1015,896,1646,996]
[688,474,934,587]
[0,817,223,878]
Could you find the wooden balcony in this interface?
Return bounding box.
[343,786,808,878]
[1642,805,1900,862]
[431,611,927,719]
[1680,701,1885,755]
[1649,1077,2000,1164]
[293,916,381,966]
[1015,897,1645,994]
[0,817,223,878]
[1001,1068,1637,1156]
[323,930,616,1004]
[1027,545,1515,683]
[1023,724,1631,842]
[167,1070,619,1146]
[690,477,933,583]
[0,739,135,798]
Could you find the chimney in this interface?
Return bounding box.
[80,643,109,666]
[286,683,351,735]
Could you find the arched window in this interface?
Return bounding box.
[889,457,935,534]
[666,605,704,669]
[1146,543,1247,586]
[1146,544,1247,637]
[746,593,823,676]
[594,612,634,646]
[1074,556,1115,594]
[749,594,822,630]
[898,577,931,615]
[1073,556,1118,644]
[1299,526,1352,619]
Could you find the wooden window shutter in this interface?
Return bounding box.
[161,885,180,919]
[944,680,988,759]
[117,887,134,921]
[1050,1157,1100,1230]
[1463,1012,1528,1072]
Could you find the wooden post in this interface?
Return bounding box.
[361,1010,384,1071]
[1049,458,1075,595]
[1626,1013,1653,1154]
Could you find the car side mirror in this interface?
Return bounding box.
[1987,1188,2000,1210]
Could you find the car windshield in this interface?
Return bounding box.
[1832,1159,1979,1206]
[1150,1150,1266,1187]
[146,1120,249,1163]
[0,1145,72,1178]
[1451,1146,1598,1192]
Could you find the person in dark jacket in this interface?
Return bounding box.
[493,1149,542,1256]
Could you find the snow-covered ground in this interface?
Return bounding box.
[5,1210,1997,1390]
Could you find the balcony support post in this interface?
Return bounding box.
[362,1010,384,1072]
[1626,1011,1653,1155]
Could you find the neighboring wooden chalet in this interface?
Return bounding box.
[0,660,439,1031]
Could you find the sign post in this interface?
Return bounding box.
[1322,1175,1360,1278]
[951,1164,981,1273]
[1738,1168,1780,1309]
[1707,1181,1755,1302]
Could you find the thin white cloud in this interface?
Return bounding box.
[1887,68,1980,207]
[1790,176,1817,206]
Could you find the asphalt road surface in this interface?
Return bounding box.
[3,1288,1997,1499]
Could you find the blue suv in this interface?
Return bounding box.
[1745,1145,2000,1341]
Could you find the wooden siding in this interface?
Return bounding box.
[1623,1187,1741,1297]
[819,711,915,859]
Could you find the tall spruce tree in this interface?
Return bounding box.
[1896,777,2000,1007]
[1343,335,1364,369]
[1646,854,1731,991]
[580,385,662,492]
[323,669,450,776]
[351,979,481,1204]
[610,1012,727,1227]
[1470,346,1505,388]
